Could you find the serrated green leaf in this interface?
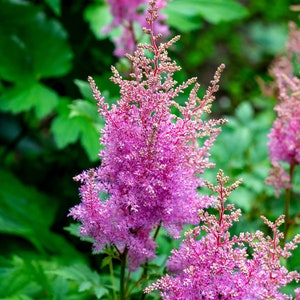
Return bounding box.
[64,223,82,238]
[80,119,102,161]
[44,0,61,16]
[235,102,254,124]
[0,2,38,82]
[79,281,92,292]
[49,264,101,285]
[100,256,113,269]
[51,101,81,148]
[164,8,203,32]
[69,100,99,121]
[248,22,287,57]
[51,99,103,161]
[94,286,108,299]
[50,276,69,300]
[74,79,94,101]
[0,34,35,83]
[0,256,91,299]
[84,3,113,40]
[52,266,109,300]
[0,83,59,118]
[49,266,87,282]
[29,14,73,79]
[64,226,93,251]
[51,99,80,147]
[239,173,265,194]
[163,0,248,30]
[27,15,72,79]
[0,170,57,238]
[0,256,41,298]
[229,186,254,212]
[0,1,72,82]
[0,170,79,256]
[196,0,248,24]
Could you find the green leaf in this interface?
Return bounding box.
[80,118,102,161]
[196,0,248,24]
[235,102,254,125]
[0,1,72,82]
[28,14,73,79]
[79,281,92,292]
[74,79,94,101]
[100,256,113,269]
[51,98,103,161]
[163,0,248,30]
[84,3,113,40]
[49,264,109,298]
[0,256,92,299]
[64,223,94,243]
[0,256,41,298]
[94,286,108,299]
[164,9,203,32]
[0,170,57,247]
[229,186,254,212]
[49,265,89,282]
[64,223,81,238]
[239,172,265,194]
[50,276,69,300]
[51,98,81,148]
[0,83,59,119]
[0,1,38,82]
[0,169,80,257]
[248,22,287,56]
[162,1,204,32]
[69,100,99,120]
[44,0,61,16]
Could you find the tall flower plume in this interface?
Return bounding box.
[103,0,169,56]
[145,170,300,299]
[266,22,300,195]
[69,2,225,270]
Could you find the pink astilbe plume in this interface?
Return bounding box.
[268,73,300,165]
[69,2,225,270]
[266,22,300,193]
[145,170,300,299]
[103,0,169,56]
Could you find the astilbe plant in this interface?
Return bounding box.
[266,21,300,190]
[69,1,225,297]
[266,21,300,239]
[145,170,300,299]
[103,0,169,56]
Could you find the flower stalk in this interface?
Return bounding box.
[120,247,129,300]
[283,160,297,242]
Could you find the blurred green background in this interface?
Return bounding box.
[0,0,300,299]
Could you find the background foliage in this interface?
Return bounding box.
[0,0,299,298]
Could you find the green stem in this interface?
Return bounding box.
[140,222,162,300]
[108,254,117,300]
[153,222,162,241]
[122,223,163,299]
[140,263,148,300]
[120,247,129,300]
[125,270,131,297]
[283,161,296,242]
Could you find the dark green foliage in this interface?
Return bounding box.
[0,0,299,298]
[163,0,248,31]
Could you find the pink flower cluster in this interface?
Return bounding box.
[268,74,300,165]
[145,170,300,299]
[69,3,225,270]
[103,0,169,56]
[267,22,300,193]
